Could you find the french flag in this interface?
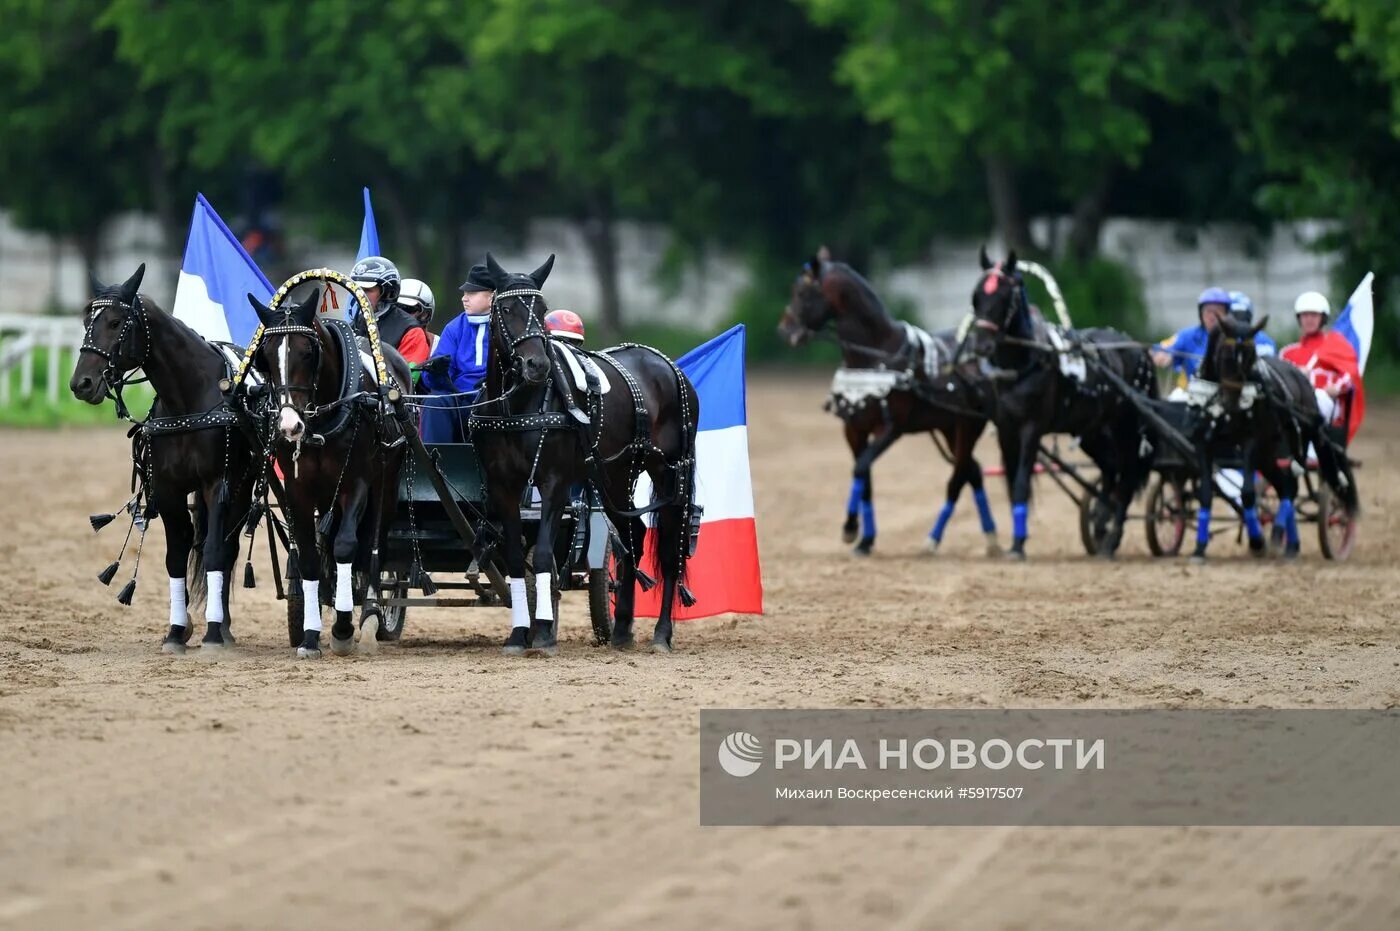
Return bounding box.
[172,193,273,345]
[635,324,763,619]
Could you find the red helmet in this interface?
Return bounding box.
[545,309,585,343]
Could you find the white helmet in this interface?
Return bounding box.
[397,279,436,326]
[1293,291,1330,320]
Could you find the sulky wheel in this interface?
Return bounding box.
[374,576,409,642]
[1317,485,1358,561]
[587,538,615,646]
[1145,474,1187,557]
[1078,481,1111,556]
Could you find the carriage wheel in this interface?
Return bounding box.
[1145,475,1187,557]
[1317,486,1358,561]
[588,538,615,646]
[1078,481,1110,556]
[372,574,408,642]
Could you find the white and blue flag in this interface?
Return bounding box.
[172,194,273,346]
[1333,272,1375,375]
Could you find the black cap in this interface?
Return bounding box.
[458,263,495,293]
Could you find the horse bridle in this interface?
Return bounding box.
[259,317,325,420]
[81,294,151,415]
[491,286,550,385]
[970,267,1029,339]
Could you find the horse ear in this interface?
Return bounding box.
[119,263,146,301]
[248,293,278,327]
[90,270,106,295]
[1252,314,1269,336]
[817,244,832,263]
[529,254,555,289]
[485,252,510,290]
[1003,251,1018,274]
[979,245,992,270]
[293,287,320,327]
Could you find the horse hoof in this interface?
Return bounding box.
[1188,554,1207,566]
[296,646,323,660]
[503,628,529,656]
[525,643,558,658]
[161,640,186,655]
[198,642,228,660]
[1005,550,1026,562]
[649,640,673,655]
[358,616,380,653]
[329,635,355,657]
[852,540,874,557]
[841,524,858,545]
[220,622,236,646]
[924,537,940,555]
[984,541,1003,558]
[610,635,636,651]
[1284,543,1301,560]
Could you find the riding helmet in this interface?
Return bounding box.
[398,278,436,327]
[1228,290,1255,323]
[544,309,586,343]
[1197,286,1231,317]
[350,255,401,306]
[1293,290,1331,321]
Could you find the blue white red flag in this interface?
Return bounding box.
[635,324,763,619]
[171,193,273,345]
[1333,272,1374,374]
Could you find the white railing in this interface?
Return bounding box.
[0,314,87,405]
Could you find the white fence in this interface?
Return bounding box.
[0,315,87,405]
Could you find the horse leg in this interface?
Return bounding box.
[609,515,644,650]
[197,481,235,652]
[286,505,325,658]
[1258,454,1299,559]
[966,419,999,556]
[1237,440,1268,557]
[495,485,532,656]
[329,478,370,655]
[1190,446,1215,563]
[525,484,568,657]
[649,478,689,653]
[851,426,899,556]
[841,424,868,545]
[1003,423,1038,560]
[156,489,196,654]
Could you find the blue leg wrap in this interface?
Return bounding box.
[1012,503,1028,540]
[1242,506,1263,541]
[846,477,866,516]
[931,500,956,542]
[859,498,877,540]
[974,488,996,533]
[1279,499,1299,545]
[1196,507,1211,545]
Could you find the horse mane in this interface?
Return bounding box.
[823,261,892,322]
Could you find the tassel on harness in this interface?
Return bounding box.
[90,513,116,533]
[98,560,120,586]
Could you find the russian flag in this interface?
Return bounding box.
[634,325,763,620]
[1333,272,1375,374]
[172,194,273,346]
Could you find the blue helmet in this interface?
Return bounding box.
[1228,290,1255,322]
[1197,287,1231,309]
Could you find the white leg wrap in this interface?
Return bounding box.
[335,562,354,613]
[534,572,554,621]
[205,571,225,624]
[303,580,322,632]
[169,577,188,627]
[509,577,529,629]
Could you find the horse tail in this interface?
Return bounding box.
[649,364,700,606]
[1313,424,1359,517]
[187,493,209,611]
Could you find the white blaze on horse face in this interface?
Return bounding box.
[279,406,303,438]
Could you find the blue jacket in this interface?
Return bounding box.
[1157,324,1277,386]
[423,313,491,394]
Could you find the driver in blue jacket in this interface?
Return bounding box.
[418,261,495,442]
[1151,286,1231,392]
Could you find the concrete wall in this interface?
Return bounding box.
[0,209,1341,339]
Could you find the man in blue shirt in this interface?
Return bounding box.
[418,262,495,442]
[1151,286,1231,391]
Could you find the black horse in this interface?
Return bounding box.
[70,264,255,653]
[966,249,1157,559]
[247,288,411,658]
[1188,313,1358,561]
[779,251,998,556]
[469,254,699,655]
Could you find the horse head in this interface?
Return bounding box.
[968,247,1023,359]
[484,252,555,387]
[778,248,837,347]
[248,287,324,442]
[1207,312,1268,404]
[70,264,147,404]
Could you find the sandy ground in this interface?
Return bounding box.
[2,372,1400,930]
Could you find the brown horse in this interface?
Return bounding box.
[779,251,998,556]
